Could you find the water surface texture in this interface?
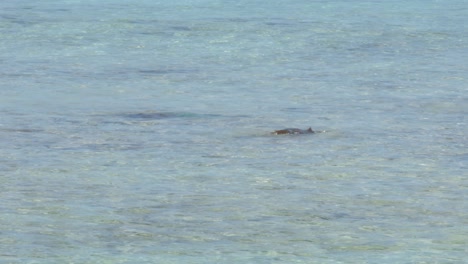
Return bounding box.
[1,0,467,263]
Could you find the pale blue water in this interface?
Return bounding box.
[1,0,467,263]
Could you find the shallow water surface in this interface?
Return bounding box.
[1,0,467,263]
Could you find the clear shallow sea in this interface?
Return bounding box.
[1,0,467,263]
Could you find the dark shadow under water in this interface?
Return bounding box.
[118,111,223,120]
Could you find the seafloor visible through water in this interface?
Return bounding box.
[1,0,467,263]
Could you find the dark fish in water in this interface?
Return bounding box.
[272,127,315,135]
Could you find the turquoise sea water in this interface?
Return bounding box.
[1,0,467,263]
